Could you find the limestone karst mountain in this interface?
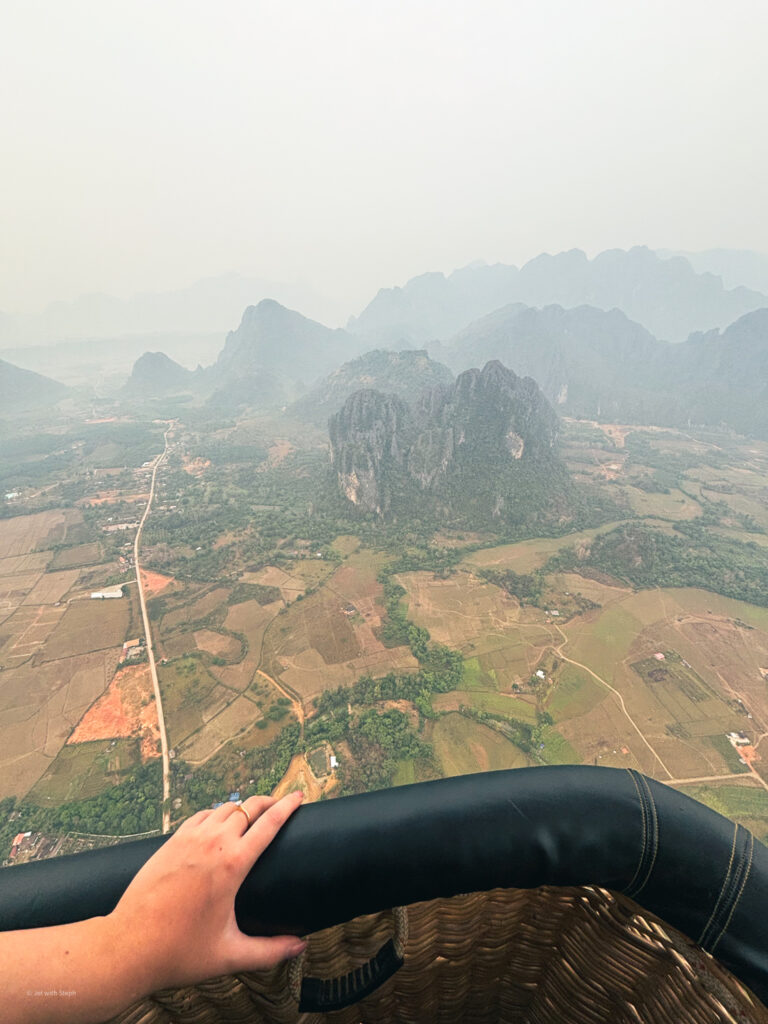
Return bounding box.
[329,360,573,530]
[216,299,363,384]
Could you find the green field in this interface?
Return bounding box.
[461,656,491,690]
[681,784,768,842]
[392,759,416,786]
[548,666,605,721]
[158,656,225,748]
[27,738,141,805]
[537,726,579,765]
[431,712,531,777]
[707,734,751,774]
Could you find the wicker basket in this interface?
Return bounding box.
[111,885,768,1024]
[3,768,767,1023]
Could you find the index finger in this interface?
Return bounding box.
[242,790,304,863]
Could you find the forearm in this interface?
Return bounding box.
[0,914,154,1024]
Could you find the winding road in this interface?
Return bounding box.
[134,426,172,833]
[551,623,674,779]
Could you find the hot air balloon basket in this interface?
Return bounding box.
[109,885,768,1024]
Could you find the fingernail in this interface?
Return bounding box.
[290,940,307,957]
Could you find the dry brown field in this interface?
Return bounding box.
[22,569,81,606]
[51,542,102,569]
[261,563,419,701]
[161,587,230,631]
[0,648,119,799]
[0,510,68,559]
[0,604,67,668]
[182,456,211,476]
[179,696,264,764]
[40,598,129,661]
[397,570,521,647]
[266,643,418,702]
[327,552,390,654]
[0,572,42,623]
[194,629,242,660]
[245,565,306,601]
[0,551,51,576]
[259,439,295,469]
[213,598,283,691]
[200,685,234,723]
[161,632,197,660]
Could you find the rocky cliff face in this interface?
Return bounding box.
[329,361,564,526]
[329,390,411,514]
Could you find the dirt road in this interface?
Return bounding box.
[255,668,305,740]
[134,426,172,833]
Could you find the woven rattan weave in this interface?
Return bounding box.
[109,886,768,1024]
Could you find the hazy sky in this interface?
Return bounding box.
[2,0,767,320]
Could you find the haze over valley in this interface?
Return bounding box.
[3,240,768,865]
[2,0,768,873]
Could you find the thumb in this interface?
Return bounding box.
[231,933,307,971]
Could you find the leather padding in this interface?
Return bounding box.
[1,766,766,1003]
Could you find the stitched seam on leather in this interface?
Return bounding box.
[696,819,741,946]
[624,768,648,896]
[706,825,750,950]
[708,831,757,950]
[710,830,753,954]
[629,770,650,896]
[626,769,651,897]
[698,821,739,947]
[631,773,659,898]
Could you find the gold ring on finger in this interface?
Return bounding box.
[235,804,252,828]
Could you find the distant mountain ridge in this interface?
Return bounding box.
[433,304,768,437]
[122,289,768,439]
[350,247,768,343]
[0,359,68,414]
[290,348,454,424]
[329,360,574,530]
[656,248,768,295]
[3,274,339,347]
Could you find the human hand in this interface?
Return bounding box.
[108,791,307,994]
